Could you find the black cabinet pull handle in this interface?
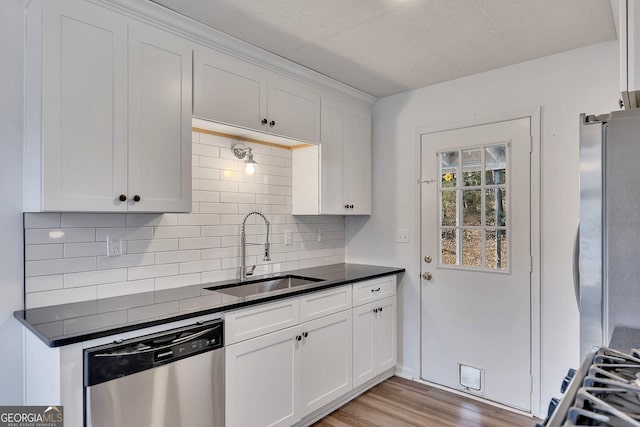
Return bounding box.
[261,118,268,125]
[119,194,127,202]
[371,287,381,293]
[302,332,308,338]
[269,120,276,127]
[295,335,302,341]
[133,195,141,202]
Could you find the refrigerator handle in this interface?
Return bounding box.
[573,223,580,309]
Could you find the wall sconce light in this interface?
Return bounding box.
[232,143,257,175]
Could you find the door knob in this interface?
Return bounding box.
[424,255,432,263]
[422,272,432,280]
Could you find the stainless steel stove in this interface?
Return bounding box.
[543,347,640,426]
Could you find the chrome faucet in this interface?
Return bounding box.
[240,211,271,281]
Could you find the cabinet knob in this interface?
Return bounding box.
[302,332,308,338]
[349,204,354,209]
[379,307,383,312]
[133,195,141,202]
[269,120,276,127]
[261,118,268,125]
[119,194,127,202]
[373,308,378,313]
[295,335,302,341]
[344,204,349,209]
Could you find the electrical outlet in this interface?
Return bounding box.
[285,230,293,245]
[397,228,409,243]
[107,236,122,257]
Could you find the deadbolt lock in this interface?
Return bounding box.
[424,255,432,263]
[422,272,432,280]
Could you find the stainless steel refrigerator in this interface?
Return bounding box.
[578,109,640,358]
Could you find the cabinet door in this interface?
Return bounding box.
[319,100,345,214]
[127,22,192,212]
[193,47,268,132]
[299,310,352,417]
[374,296,397,373]
[342,106,372,215]
[352,302,376,388]
[41,0,128,211]
[267,73,320,143]
[226,326,301,427]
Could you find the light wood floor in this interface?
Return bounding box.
[313,376,541,427]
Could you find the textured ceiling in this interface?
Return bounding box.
[151,0,616,98]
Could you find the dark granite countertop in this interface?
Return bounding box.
[15,263,404,347]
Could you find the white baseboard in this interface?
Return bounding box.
[394,364,414,380]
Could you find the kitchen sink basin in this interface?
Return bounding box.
[205,275,324,298]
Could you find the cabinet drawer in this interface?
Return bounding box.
[225,298,300,345]
[299,285,352,322]
[353,276,396,306]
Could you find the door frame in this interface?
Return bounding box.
[415,107,541,416]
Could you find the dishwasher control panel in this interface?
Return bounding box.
[85,319,223,387]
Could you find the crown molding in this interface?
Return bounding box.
[95,0,377,106]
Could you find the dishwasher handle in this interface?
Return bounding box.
[93,324,221,357]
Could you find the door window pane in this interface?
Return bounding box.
[485,145,506,185]
[440,151,458,188]
[441,229,458,265]
[485,189,507,227]
[441,191,457,226]
[462,229,482,267]
[462,149,482,186]
[485,229,508,270]
[463,190,481,226]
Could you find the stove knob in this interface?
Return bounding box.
[561,368,576,393]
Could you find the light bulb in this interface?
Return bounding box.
[245,163,255,175]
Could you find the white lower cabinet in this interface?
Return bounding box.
[299,310,352,417]
[225,280,396,427]
[226,325,301,427]
[353,296,397,388]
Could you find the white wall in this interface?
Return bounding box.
[345,40,619,415]
[0,0,25,404]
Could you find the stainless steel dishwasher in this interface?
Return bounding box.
[84,319,224,427]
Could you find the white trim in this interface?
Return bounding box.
[412,377,536,419]
[394,364,414,380]
[92,0,376,106]
[415,107,543,418]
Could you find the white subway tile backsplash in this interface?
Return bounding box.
[64,269,128,288]
[25,228,96,244]
[61,213,125,228]
[97,279,155,299]
[26,257,96,277]
[24,213,61,228]
[128,264,179,281]
[155,273,201,290]
[64,242,106,258]
[155,250,200,265]
[25,244,63,261]
[23,131,346,308]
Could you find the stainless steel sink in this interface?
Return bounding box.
[205,275,323,298]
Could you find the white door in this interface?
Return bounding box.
[299,310,352,417]
[128,22,192,212]
[420,118,532,411]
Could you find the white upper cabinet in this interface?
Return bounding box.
[292,96,372,215]
[193,47,321,143]
[24,0,191,212]
[127,22,192,212]
[621,0,640,108]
